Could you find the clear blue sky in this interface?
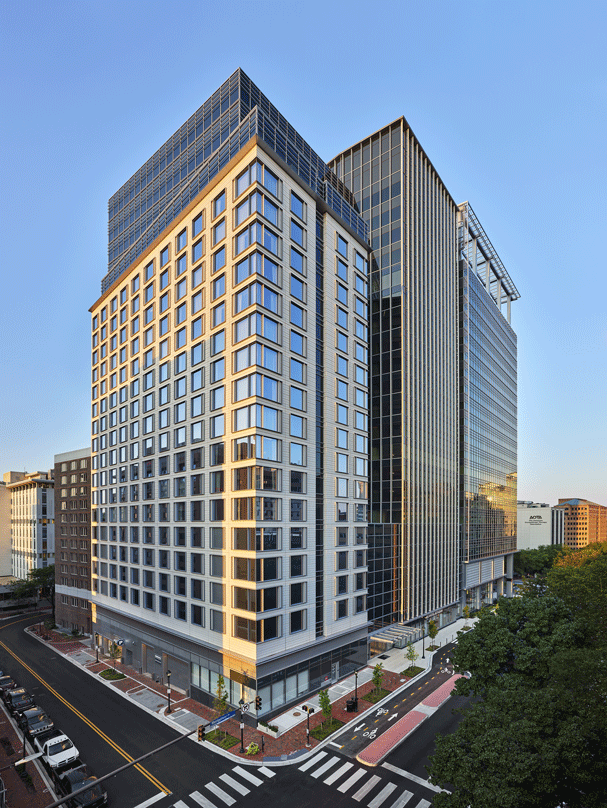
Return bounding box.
[1,0,605,507]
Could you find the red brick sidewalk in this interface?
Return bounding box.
[0,705,56,808]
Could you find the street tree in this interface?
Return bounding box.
[428,619,438,647]
[11,564,56,617]
[371,662,384,695]
[108,642,122,670]
[405,641,418,672]
[213,674,229,739]
[318,688,332,728]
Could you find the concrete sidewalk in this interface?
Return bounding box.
[25,615,474,764]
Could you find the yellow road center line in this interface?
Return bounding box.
[0,636,170,794]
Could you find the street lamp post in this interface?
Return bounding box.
[422,621,426,660]
[354,670,359,712]
[303,705,315,747]
[238,699,245,753]
[166,670,172,714]
[95,633,99,663]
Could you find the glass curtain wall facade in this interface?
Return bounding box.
[91,72,370,718]
[458,202,518,608]
[104,68,365,293]
[330,121,460,627]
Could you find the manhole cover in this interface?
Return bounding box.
[378,654,389,659]
[293,711,301,716]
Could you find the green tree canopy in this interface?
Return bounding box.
[512,545,564,577]
[428,543,607,808]
[11,565,55,614]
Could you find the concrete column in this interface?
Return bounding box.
[496,277,502,309]
[505,553,514,597]
[507,295,511,323]
[485,256,491,291]
[496,577,504,597]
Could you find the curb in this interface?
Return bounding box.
[24,625,459,768]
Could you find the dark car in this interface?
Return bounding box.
[18,707,54,736]
[5,688,34,715]
[0,676,16,696]
[61,767,107,808]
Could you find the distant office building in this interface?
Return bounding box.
[517,501,564,549]
[90,69,370,714]
[54,449,92,634]
[4,471,55,580]
[0,475,24,575]
[330,127,519,625]
[554,498,607,549]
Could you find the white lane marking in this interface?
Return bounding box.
[415,801,431,808]
[258,765,276,778]
[311,755,340,779]
[381,763,448,794]
[174,802,189,808]
[387,791,413,808]
[352,774,382,801]
[205,782,236,806]
[189,792,218,808]
[368,783,398,807]
[132,793,167,808]
[219,774,250,796]
[337,768,367,793]
[298,751,328,771]
[231,765,263,786]
[324,761,354,785]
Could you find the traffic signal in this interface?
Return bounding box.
[255,695,262,711]
[197,725,205,742]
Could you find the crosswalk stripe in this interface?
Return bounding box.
[352,774,382,802]
[258,765,276,778]
[415,801,431,808]
[337,768,366,793]
[324,761,353,785]
[311,755,340,778]
[388,791,413,808]
[219,774,249,796]
[231,765,263,786]
[368,783,398,807]
[205,782,236,806]
[299,751,327,772]
[174,802,189,808]
[189,793,218,808]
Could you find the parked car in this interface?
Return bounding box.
[0,676,16,696]
[5,688,34,715]
[18,707,54,737]
[54,762,108,807]
[34,728,79,770]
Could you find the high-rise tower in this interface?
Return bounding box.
[90,70,370,715]
[331,123,519,628]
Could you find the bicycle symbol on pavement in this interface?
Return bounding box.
[363,728,378,740]
[375,708,388,717]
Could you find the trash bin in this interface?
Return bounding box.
[346,699,356,712]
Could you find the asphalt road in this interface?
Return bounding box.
[337,644,456,758]
[0,618,469,808]
[0,615,241,807]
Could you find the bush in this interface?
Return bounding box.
[100,669,126,680]
[361,687,390,704]
[246,742,259,755]
[310,719,344,741]
[401,665,424,677]
[206,729,240,750]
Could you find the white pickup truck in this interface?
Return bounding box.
[33,728,79,770]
